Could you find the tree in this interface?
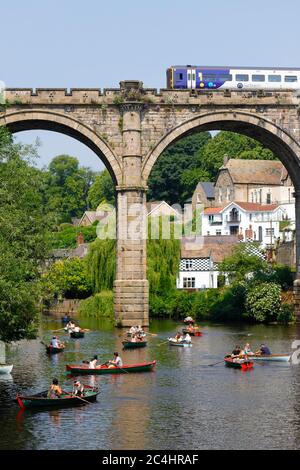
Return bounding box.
[0,127,49,342]
[245,282,281,322]
[200,131,276,178]
[88,169,115,208]
[44,155,96,223]
[147,132,211,205]
[218,243,269,284]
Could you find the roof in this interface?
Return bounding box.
[146,200,180,216]
[171,65,300,71]
[204,201,280,215]
[181,235,239,263]
[218,159,284,185]
[199,182,215,199]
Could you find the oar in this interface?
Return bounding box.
[52,328,66,333]
[62,390,93,405]
[207,359,225,367]
[146,332,158,337]
[158,340,171,346]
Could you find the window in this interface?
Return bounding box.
[236,74,249,81]
[216,230,221,236]
[183,277,195,289]
[268,75,281,82]
[209,215,214,223]
[185,259,193,270]
[203,74,216,82]
[266,193,272,204]
[252,74,265,82]
[178,73,183,80]
[285,76,297,82]
[219,74,232,81]
[266,228,275,236]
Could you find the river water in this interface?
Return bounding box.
[1,316,300,450]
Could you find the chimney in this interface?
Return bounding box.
[76,233,84,246]
[223,154,229,166]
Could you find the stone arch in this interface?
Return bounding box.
[142,111,300,188]
[0,109,122,184]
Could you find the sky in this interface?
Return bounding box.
[1,0,300,171]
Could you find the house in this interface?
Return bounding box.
[147,200,181,219]
[177,235,239,290]
[192,182,215,209]
[202,201,286,247]
[214,157,295,220]
[78,202,114,227]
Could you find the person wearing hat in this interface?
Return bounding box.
[72,380,85,396]
[88,355,98,369]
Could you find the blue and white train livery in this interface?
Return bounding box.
[166,66,300,90]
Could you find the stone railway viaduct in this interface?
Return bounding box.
[1,80,300,325]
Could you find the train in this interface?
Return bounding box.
[166,66,300,90]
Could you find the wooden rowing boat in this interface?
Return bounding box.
[251,354,291,362]
[66,360,156,375]
[46,345,65,354]
[168,338,192,347]
[0,364,13,374]
[122,340,147,349]
[16,387,99,409]
[224,357,254,370]
[182,328,202,337]
[70,331,85,339]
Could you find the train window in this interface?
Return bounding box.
[236,74,249,81]
[203,74,216,82]
[268,75,281,82]
[178,73,183,80]
[284,76,297,82]
[252,74,265,82]
[219,74,232,81]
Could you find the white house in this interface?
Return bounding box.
[201,201,287,248]
[177,236,239,290]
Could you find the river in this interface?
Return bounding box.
[1,316,300,450]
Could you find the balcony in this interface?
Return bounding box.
[226,216,241,223]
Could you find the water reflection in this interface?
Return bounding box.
[1,317,300,449]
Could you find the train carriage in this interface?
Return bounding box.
[167,65,300,90]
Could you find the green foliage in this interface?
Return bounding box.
[200,131,276,179]
[50,224,98,249]
[0,127,48,342]
[79,291,114,319]
[87,239,116,293]
[42,258,92,301]
[148,132,211,205]
[245,282,281,322]
[276,303,295,324]
[43,154,95,224]
[218,243,268,283]
[88,169,115,208]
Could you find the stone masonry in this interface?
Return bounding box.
[1,81,300,324]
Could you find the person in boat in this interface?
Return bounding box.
[108,352,123,369]
[129,325,137,335]
[182,332,192,343]
[72,380,85,396]
[184,316,194,324]
[47,378,63,399]
[241,343,254,356]
[89,355,98,369]
[255,344,271,356]
[231,345,242,356]
[51,336,59,348]
[65,321,76,332]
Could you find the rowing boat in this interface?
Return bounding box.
[224,357,254,370]
[168,338,192,347]
[0,364,13,374]
[70,331,85,339]
[66,360,156,375]
[182,328,202,337]
[16,387,99,409]
[122,340,147,349]
[251,354,291,362]
[46,345,65,354]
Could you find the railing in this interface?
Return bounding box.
[226,216,241,223]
